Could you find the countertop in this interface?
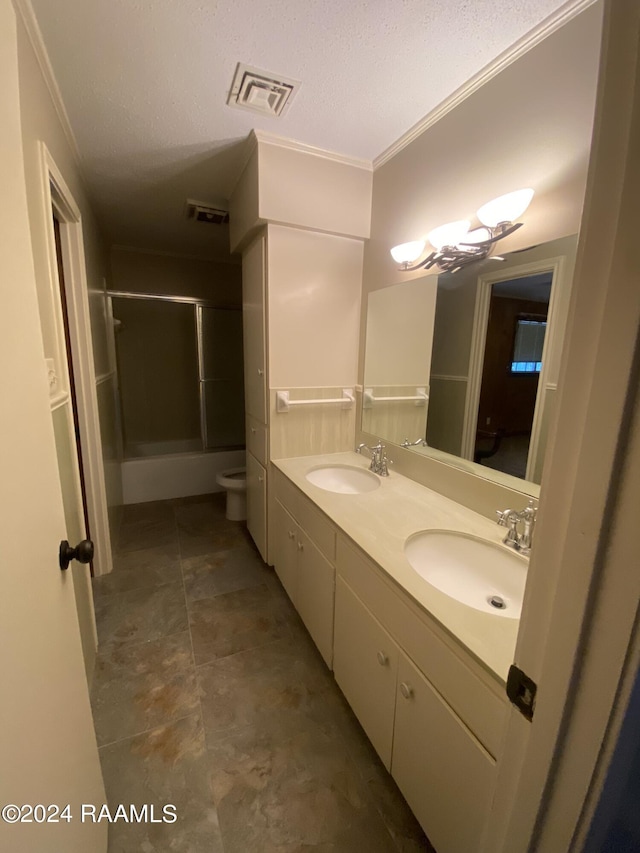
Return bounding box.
[272,451,524,683]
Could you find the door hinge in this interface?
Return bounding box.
[506,664,537,721]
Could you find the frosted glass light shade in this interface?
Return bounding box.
[477,189,534,228]
[428,220,470,250]
[390,240,425,265]
[461,226,492,244]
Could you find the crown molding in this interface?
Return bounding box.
[374,0,600,170]
[253,129,373,171]
[12,0,82,167]
[227,130,260,198]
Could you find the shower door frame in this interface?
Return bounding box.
[108,290,245,456]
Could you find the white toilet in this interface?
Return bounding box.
[216,467,247,521]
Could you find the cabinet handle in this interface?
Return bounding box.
[297,542,304,552]
[257,368,264,376]
[376,651,388,667]
[250,427,257,434]
[400,682,414,700]
[288,531,296,540]
[258,475,264,483]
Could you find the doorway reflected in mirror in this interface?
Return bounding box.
[360,235,577,493]
[473,272,552,479]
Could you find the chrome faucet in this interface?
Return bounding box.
[356,442,392,476]
[518,501,537,555]
[401,437,428,448]
[496,500,538,555]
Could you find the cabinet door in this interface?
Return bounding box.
[333,577,398,769]
[246,414,267,466]
[392,652,496,853]
[246,452,267,562]
[273,500,298,606]
[297,530,335,668]
[242,235,267,423]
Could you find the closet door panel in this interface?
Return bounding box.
[246,452,267,561]
[242,235,267,423]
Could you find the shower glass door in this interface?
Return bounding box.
[111,294,245,459]
[112,296,201,458]
[198,306,245,450]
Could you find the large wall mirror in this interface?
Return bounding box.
[361,234,578,495]
[362,278,435,445]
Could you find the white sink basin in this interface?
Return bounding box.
[305,465,380,494]
[404,530,527,618]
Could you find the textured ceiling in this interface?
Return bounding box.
[29,0,577,260]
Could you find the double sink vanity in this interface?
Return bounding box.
[271,449,529,853]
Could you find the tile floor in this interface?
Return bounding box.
[91,493,432,852]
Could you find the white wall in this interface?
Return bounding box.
[229,134,373,252]
[258,137,372,240]
[267,224,363,389]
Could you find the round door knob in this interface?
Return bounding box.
[400,682,414,700]
[377,651,388,667]
[59,539,94,571]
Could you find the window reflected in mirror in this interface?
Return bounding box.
[360,234,578,492]
[470,272,552,480]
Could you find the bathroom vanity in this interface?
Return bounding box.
[271,452,524,853]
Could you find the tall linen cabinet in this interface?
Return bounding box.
[242,233,268,561]
[240,223,365,563]
[230,133,373,563]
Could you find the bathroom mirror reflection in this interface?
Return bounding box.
[361,234,578,492]
[362,278,435,445]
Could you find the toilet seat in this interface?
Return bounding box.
[216,467,247,520]
[216,467,246,489]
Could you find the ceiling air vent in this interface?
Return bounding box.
[185,200,229,225]
[227,63,300,117]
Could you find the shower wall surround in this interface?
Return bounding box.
[110,249,246,503]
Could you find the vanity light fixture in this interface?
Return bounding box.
[391,188,534,275]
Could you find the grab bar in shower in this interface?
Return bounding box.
[276,389,355,413]
[363,387,428,409]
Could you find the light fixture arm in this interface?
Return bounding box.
[397,221,524,274]
[400,250,438,272]
[460,221,522,247]
[391,189,533,275]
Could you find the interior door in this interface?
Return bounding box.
[0,3,106,850]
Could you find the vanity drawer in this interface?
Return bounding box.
[336,535,507,758]
[297,493,336,563]
[246,415,267,465]
[271,468,336,563]
[272,465,300,511]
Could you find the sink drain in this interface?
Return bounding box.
[488,595,506,610]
